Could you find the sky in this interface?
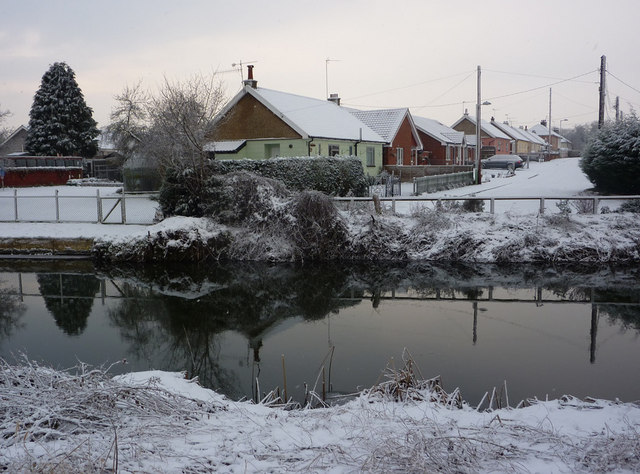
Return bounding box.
[1,0,640,134]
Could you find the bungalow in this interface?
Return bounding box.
[451,113,511,158]
[530,122,571,158]
[346,108,422,167]
[206,67,385,176]
[412,116,467,165]
[489,119,532,156]
[0,125,28,156]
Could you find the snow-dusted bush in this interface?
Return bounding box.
[289,191,349,260]
[203,171,291,226]
[209,156,369,197]
[619,199,640,213]
[581,114,640,194]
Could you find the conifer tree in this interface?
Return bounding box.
[26,62,99,157]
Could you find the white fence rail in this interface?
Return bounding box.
[334,195,640,215]
[0,190,159,224]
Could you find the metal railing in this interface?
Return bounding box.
[0,189,159,224]
[413,171,475,194]
[335,194,640,215]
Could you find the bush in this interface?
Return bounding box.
[618,200,640,213]
[209,156,369,197]
[581,115,640,194]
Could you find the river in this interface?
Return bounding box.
[1,259,639,407]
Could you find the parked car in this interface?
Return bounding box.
[481,154,524,170]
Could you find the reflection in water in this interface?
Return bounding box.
[0,281,25,341]
[37,273,100,335]
[1,261,639,404]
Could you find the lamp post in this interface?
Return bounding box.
[559,118,568,135]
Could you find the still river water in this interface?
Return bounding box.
[1,259,639,407]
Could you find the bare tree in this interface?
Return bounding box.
[0,106,12,143]
[108,73,227,197]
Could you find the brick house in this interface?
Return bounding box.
[451,113,511,158]
[413,116,467,165]
[347,108,423,166]
[206,67,385,176]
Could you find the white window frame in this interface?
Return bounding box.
[366,146,375,167]
[396,147,404,165]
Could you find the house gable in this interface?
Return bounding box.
[215,94,302,141]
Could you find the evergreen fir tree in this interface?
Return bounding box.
[26,62,99,157]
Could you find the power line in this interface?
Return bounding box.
[486,70,599,102]
[344,70,475,102]
[607,70,640,95]
[485,68,595,84]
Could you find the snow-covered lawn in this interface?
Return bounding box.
[1,360,639,473]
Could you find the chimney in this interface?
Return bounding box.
[540,119,547,127]
[328,93,341,106]
[243,65,258,88]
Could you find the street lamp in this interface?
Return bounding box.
[559,118,568,135]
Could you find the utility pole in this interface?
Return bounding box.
[548,88,552,159]
[615,96,620,122]
[476,65,482,185]
[599,55,606,129]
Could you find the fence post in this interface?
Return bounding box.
[121,192,127,223]
[392,196,396,214]
[592,197,599,214]
[55,189,60,222]
[490,198,495,214]
[539,198,545,214]
[96,189,102,223]
[13,189,18,221]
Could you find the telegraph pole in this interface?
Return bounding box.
[476,65,482,185]
[548,88,552,159]
[598,55,606,128]
[615,96,620,122]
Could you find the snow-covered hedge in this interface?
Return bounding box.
[158,156,368,218]
[209,156,369,197]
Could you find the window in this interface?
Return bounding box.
[396,147,404,165]
[366,146,375,167]
[264,143,280,159]
[328,144,339,156]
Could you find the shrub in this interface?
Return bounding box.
[289,191,349,260]
[209,156,368,197]
[618,199,640,213]
[581,114,640,194]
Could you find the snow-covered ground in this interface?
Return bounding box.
[1,363,639,473]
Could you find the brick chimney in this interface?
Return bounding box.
[243,65,258,88]
[328,93,341,105]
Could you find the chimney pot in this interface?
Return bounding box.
[328,93,341,105]
[243,65,258,88]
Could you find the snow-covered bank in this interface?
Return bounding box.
[1,359,639,473]
[93,209,640,264]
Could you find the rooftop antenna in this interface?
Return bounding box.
[325,58,340,99]
[232,60,258,82]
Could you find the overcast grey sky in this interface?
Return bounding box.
[1,0,639,133]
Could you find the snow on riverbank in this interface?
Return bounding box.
[1,361,639,473]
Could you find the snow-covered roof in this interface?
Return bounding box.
[530,123,566,139]
[203,140,247,153]
[451,115,511,140]
[217,86,386,143]
[346,108,405,142]
[346,107,423,148]
[518,127,547,145]
[490,120,531,142]
[413,116,464,145]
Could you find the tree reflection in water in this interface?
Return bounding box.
[0,284,26,343]
[37,273,100,335]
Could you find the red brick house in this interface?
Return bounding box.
[347,108,423,166]
[452,113,511,158]
[413,116,467,165]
